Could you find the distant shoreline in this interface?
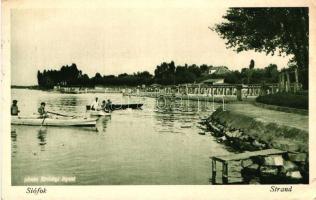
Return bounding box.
[11,85,41,90]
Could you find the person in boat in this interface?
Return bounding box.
[11,100,20,116]
[105,99,112,111]
[101,100,106,111]
[90,97,100,110]
[38,102,49,118]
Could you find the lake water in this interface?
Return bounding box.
[11,89,237,185]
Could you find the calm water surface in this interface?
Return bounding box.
[11,89,238,185]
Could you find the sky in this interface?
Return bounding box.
[11,3,292,85]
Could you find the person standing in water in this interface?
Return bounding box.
[11,100,20,116]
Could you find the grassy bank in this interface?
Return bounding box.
[211,106,308,153]
[256,93,308,110]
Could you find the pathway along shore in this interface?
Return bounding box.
[201,103,308,184]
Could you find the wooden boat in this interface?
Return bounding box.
[86,103,143,111]
[110,103,143,110]
[11,116,97,127]
[89,110,111,117]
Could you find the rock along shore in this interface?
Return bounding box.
[200,107,308,184]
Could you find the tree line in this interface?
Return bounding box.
[214,7,308,89]
[37,63,153,88]
[37,8,308,89]
[37,61,282,89]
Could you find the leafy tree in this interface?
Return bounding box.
[200,64,210,74]
[223,64,279,84]
[175,66,197,84]
[215,7,309,89]
[249,59,255,69]
[154,61,176,85]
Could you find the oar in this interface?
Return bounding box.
[40,115,47,128]
[47,111,75,118]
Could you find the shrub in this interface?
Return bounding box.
[256,93,308,110]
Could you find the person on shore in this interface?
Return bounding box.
[38,102,48,118]
[90,97,100,110]
[11,100,20,116]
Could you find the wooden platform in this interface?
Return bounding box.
[210,149,287,184]
[211,149,286,162]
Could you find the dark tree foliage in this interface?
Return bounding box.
[215,7,309,89]
[249,59,255,69]
[154,61,214,85]
[37,64,153,88]
[224,64,279,84]
[37,63,88,88]
[200,64,210,74]
[154,61,176,85]
[37,62,280,88]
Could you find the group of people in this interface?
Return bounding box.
[90,97,112,111]
[11,97,112,118]
[11,100,48,118]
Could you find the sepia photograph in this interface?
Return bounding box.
[1,0,316,199]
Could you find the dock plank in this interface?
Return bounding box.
[211,149,286,162]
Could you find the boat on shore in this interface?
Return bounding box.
[11,116,97,127]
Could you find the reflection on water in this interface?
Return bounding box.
[99,116,111,132]
[11,89,233,185]
[11,130,18,156]
[38,129,47,151]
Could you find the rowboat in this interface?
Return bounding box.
[86,103,143,111]
[11,116,97,127]
[89,110,111,117]
[110,103,143,110]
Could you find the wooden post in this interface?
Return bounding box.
[212,159,216,184]
[294,68,299,93]
[278,73,283,92]
[236,86,242,101]
[286,71,290,92]
[222,162,228,184]
[186,84,188,95]
[294,68,299,83]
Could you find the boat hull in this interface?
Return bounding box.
[86,103,143,111]
[11,116,97,127]
[110,103,143,110]
[89,110,111,116]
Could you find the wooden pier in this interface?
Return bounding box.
[210,149,287,184]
